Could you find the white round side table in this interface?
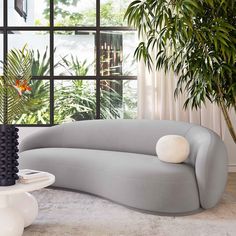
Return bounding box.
[0,173,55,236]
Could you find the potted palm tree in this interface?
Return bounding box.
[0,45,33,186]
[125,0,236,143]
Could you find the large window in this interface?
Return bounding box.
[0,0,137,126]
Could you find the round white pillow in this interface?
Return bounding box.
[156,135,190,163]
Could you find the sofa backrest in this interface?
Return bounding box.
[20,119,196,156]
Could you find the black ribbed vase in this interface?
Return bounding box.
[0,125,19,186]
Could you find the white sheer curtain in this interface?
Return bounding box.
[138,60,225,138]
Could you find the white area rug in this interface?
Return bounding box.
[23,188,236,236]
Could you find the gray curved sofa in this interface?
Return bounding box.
[19,119,228,215]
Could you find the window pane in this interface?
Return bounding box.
[8,0,49,26]
[0,0,3,26]
[100,31,137,76]
[54,80,96,123]
[54,0,96,26]
[14,80,50,124]
[8,31,50,76]
[100,0,131,26]
[0,33,3,75]
[54,31,96,76]
[100,80,137,119]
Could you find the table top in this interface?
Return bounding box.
[0,173,55,195]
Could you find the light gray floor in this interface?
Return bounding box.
[23,188,236,236]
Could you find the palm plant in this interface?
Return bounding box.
[54,57,123,123]
[122,80,137,118]
[15,47,52,124]
[31,47,50,76]
[0,46,33,124]
[55,79,123,122]
[125,0,236,143]
[54,80,96,122]
[16,47,62,124]
[14,80,50,124]
[100,81,123,119]
[59,55,90,76]
[14,48,135,124]
[32,47,60,76]
[54,57,95,122]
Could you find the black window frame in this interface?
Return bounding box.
[0,0,137,127]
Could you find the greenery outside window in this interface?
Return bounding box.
[0,0,137,126]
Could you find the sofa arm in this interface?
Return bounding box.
[185,126,228,209]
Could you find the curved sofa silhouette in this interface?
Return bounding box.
[19,119,228,215]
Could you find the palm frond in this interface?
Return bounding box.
[0,45,33,124]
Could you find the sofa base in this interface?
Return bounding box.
[49,186,204,216]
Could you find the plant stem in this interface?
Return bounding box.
[219,101,236,143]
[217,82,236,144]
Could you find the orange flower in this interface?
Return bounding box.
[13,80,32,96]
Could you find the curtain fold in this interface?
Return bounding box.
[137,60,225,138]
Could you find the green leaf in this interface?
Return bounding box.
[0,45,33,124]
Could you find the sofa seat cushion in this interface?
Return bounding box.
[19,148,200,214]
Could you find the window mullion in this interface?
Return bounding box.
[3,0,7,66]
[96,0,101,119]
[50,0,54,125]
